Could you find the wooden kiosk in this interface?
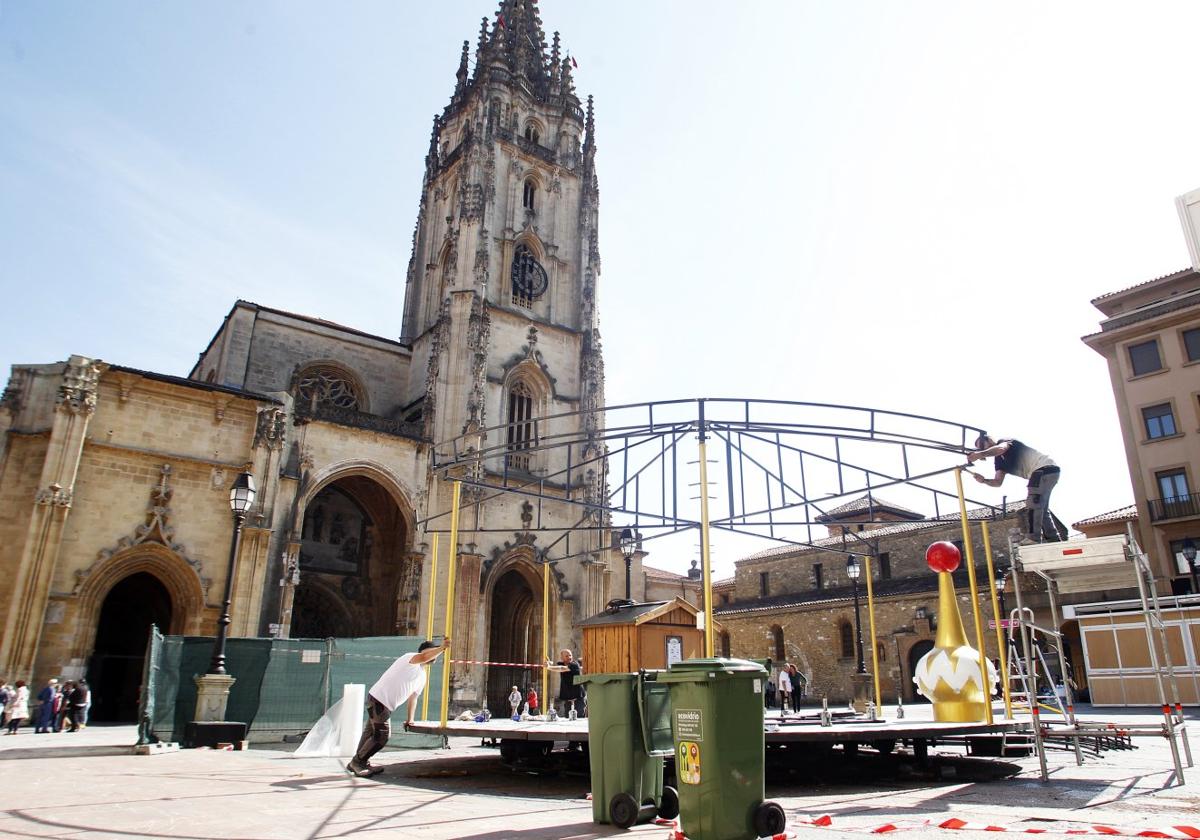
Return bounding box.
[579,598,704,673]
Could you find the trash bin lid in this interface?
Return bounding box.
[577,672,637,687]
[658,657,766,682]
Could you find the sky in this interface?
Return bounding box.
[3,2,1199,580]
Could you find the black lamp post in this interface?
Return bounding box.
[208,472,256,675]
[619,527,636,601]
[846,555,866,674]
[995,567,1011,627]
[1183,539,1198,595]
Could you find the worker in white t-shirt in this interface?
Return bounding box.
[347,638,450,778]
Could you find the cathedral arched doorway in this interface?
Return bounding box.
[486,568,539,713]
[292,472,416,638]
[907,640,935,703]
[87,572,172,722]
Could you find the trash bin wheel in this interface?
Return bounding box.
[658,785,680,820]
[753,800,787,837]
[610,792,640,829]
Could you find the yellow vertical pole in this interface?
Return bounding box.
[863,554,881,710]
[981,521,1012,719]
[439,480,462,728]
[698,439,714,658]
[541,559,550,714]
[421,531,439,722]
[955,468,993,724]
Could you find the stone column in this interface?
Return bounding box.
[0,357,104,680]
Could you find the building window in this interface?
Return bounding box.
[1183,327,1200,363]
[878,552,892,580]
[522,179,536,211]
[1142,403,1177,440]
[720,593,731,605]
[296,365,363,412]
[812,563,823,590]
[876,642,887,662]
[1169,537,1200,581]
[1158,469,1190,502]
[1128,339,1164,377]
[772,626,784,661]
[759,571,770,598]
[719,631,731,658]
[505,381,535,471]
[839,621,854,659]
[523,124,539,144]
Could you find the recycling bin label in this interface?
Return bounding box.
[678,741,701,785]
[675,708,703,741]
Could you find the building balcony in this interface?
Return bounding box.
[1148,491,1200,523]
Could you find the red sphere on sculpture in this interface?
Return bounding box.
[925,541,961,573]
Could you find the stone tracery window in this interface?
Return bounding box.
[296,366,363,412]
[506,380,535,471]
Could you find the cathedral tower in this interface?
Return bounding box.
[400,1,610,711]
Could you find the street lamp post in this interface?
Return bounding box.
[1183,539,1198,596]
[846,555,866,674]
[619,527,636,602]
[995,567,1010,627]
[208,472,256,675]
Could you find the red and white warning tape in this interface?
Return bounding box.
[448,658,545,668]
[933,817,1200,838]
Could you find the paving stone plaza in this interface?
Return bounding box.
[0,705,1196,839]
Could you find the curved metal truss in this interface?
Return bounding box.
[425,397,1004,563]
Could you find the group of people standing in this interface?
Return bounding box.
[0,677,90,734]
[771,662,806,712]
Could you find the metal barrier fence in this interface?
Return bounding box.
[137,626,444,748]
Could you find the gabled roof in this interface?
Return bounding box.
[1072,504,1137,529]
[738,500,1028,565]
[814,493,925,523]
[577,597,698,627]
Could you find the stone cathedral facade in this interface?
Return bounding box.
[0,1,682,721]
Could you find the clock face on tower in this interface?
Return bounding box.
[511,244,549,300]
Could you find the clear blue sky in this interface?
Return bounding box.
[3,2,1199,576]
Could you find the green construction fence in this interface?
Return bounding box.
[137,626,444,748]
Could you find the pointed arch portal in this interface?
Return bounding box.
[88,572,172,722]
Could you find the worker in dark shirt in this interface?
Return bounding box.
[968,434,1065,543]
[545,648,584,717]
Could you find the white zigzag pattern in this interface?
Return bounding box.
[913,648,997,698]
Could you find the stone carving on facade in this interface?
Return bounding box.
[211,395,231,424]
[481,534,569,598]
[35,483,72,508]
[463,293,491,434]
[422,298,451,439]
[55,356,106,416]
[80,463,210,596]
[498,325,557,392]
[0,368,30,416]
[253,407,287,450]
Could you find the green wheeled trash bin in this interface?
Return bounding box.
[579,671,680,829]
[659,658,785,840]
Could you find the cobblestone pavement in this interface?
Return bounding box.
[0,706,1195,839]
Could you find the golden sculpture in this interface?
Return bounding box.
[912,542,997,722]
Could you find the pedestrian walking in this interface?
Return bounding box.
[346,638,450,778]
[5,681,29,734]
[34,679,57,733]
[777,664,792,713]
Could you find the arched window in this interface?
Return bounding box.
[839,621,854,659]
[524,123,540,144]
[296,365,363,412]
[719,631,731,658]
[522,179,536,211]
[771,625,785,661]
[506,380,536,472]
[876,641,887,663]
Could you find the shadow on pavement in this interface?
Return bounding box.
[0,744,134,760]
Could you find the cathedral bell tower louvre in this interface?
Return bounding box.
[401,1,611,713]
